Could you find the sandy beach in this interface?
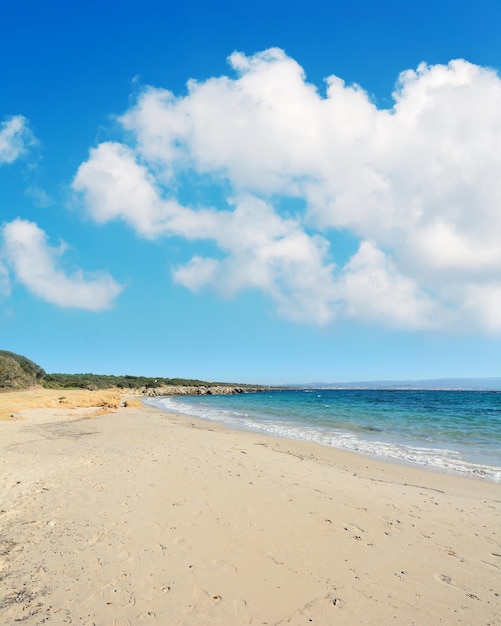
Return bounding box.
[1,389,500,625]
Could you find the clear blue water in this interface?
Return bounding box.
[145,389,501,482]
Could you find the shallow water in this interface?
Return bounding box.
[145,388,501,482]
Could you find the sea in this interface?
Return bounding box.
[144,388,501,483]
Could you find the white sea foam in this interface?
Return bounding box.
[144,396,501,483]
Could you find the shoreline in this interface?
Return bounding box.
[1,392,500,624]
[146,392,501,485]
[151,401,500,495]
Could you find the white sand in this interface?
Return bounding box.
[1,393,500,625]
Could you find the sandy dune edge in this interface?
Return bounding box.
[1,392,500,625]
[0,387,122,420]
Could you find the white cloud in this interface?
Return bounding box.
[0,115,34,164]
[73,142,167,237]
[73,49,501,333]
[460,284,501,334]
[337,241,442,330]
[73,141,222,240]
[1,219,122,311]
[73,144,337,323]
[172,196,338,324]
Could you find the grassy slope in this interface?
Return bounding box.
[0,351,46,390]
[0,350,264,391]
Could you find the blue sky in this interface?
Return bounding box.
[1,0,501,384]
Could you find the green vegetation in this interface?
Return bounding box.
[0,350,46,389]
[0,350,250,391]
[42,372,218,390]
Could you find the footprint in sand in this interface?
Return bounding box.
[113,619,131,626]
[234,598,252,624]
[154,542,168,557]
[110,588,136,607]
[181,588,214,618]
[189,559,238,579]
[115,544,129,557]
[87,531,106,545]
[344,522,365,533]
[150,520,170,535]
[189,509,202,522]
[86,580,106,600]
[435,574,482,601]
[175,537,191,553]
[435,573,458,589]
[212,558,238,574]
[182,589,252,625]
[343,522,367,541]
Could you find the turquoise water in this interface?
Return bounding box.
[145,389,501,482]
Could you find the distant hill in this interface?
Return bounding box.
[297,378,501,391]
[0,350,46,390]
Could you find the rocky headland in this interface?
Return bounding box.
[140,384,269,397]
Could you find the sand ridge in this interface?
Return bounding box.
[0,387,122,420]
[0,390,500,624]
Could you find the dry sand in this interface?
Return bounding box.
[0,387,122,421]
[0,389,500,625]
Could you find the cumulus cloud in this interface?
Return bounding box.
[73,49,501,332]
[1,219,122,311]
[172,196,338,324]
[0,115,35,164]
[74,146,337,323]
[337,241,442,330]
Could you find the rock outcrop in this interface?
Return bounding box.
[141,385,268,397]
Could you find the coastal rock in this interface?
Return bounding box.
[141,385,268,397]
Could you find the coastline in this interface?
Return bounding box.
[1,391,500,624]
[147,388,501,484]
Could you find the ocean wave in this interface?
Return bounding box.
[144,395,501,483]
